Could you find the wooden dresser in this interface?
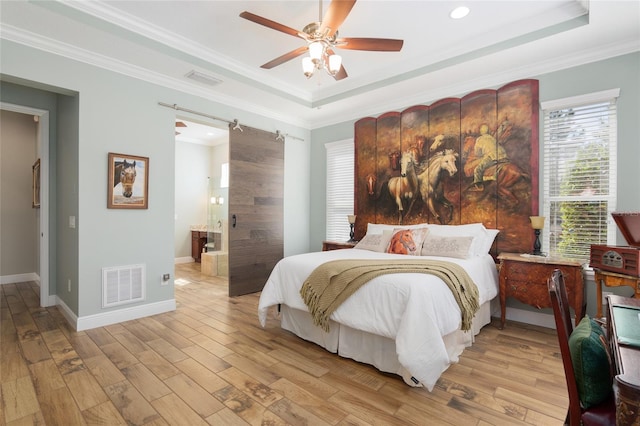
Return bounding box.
[497,252,586,329]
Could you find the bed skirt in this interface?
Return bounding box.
[279,301,492,388]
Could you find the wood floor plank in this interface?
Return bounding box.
[163,373,226,417]
[120,363,172,402]
[267,397,333,426]
[69,334,104,359]
[104,380,161,425]
[181,344,231,373]
[28,359,66,395]
[82,400,127,425]
[0,340,31,382]
[222,352,282,386]
[217,367,283,407]
[173,358,230,394]
[1,376,40,422]
[37,385,86,426]
[145,338,189,364]
[135,349,181,380]
[205,407,251,425]
[41,329,85,375]
[211,384,272,425]
[269,377,348,424]
[83,355,127,388]
[150,393,209,426]
[64,369,110,411]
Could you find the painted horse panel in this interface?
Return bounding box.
[427,98,462,225]
[375,112,402,224]
[400,105,429,224]
[460,90,498,235]
[354,117,377,240]
[494,80,538,254]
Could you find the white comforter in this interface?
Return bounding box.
[258,249,498,389]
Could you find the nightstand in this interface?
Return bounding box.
[593,268,640,318]
[322,241,356,251]
[497,252,586,329]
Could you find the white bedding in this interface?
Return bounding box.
[258,248,499,390]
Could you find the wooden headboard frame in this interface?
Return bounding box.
[353,79,539,257]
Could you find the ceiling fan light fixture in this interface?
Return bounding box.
[328,54,342,74]
[302,57,315,78]
[309,41,324,62]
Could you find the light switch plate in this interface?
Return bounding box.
[69,216,76,228]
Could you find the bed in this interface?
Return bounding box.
[258,223,500,390]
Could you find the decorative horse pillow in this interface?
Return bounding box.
[387,228,429,256]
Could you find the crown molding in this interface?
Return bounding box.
[1,24,312,129]
[2,23,638,131]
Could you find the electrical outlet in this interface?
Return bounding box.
[161,273,170,286]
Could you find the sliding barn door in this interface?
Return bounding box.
[228,125,283,297]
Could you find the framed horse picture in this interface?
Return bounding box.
[107,152,149,209]
[32,158,40,208]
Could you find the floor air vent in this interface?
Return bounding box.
[102,264,146,308]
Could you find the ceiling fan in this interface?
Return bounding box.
[239,0,403,80]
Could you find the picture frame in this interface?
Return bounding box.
[107,152,149,209]
[32,158,41,208]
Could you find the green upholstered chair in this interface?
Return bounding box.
[548,269,616,426]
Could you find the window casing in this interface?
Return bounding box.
[326,139,354,241]
[541,89,619,261]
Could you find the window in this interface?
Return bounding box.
[326,139,354,241]
[541,89,619,260]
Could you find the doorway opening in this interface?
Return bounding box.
[173,118,229,282]
[0,102,50,307]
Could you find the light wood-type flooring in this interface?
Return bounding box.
[1,262,569,425]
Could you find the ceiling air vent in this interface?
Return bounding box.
[185,70,222,87]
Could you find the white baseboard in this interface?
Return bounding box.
[56,298,176,331]
[56,298,78,329]
[1,272,39,285]
[174,257,194,264]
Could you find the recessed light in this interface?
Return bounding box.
[450,6,470,19]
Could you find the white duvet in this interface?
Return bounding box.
[258,248,498,389]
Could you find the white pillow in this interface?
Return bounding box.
[478,228,500,254]
[426,223,495,257]
[421,234,474,258]
[366,223,397,235]
[367,222,430,235]
[354,230,393,252]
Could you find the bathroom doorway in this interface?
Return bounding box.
[174,118,229,279]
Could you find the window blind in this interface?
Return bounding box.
[326,139,354,241]
[541,89,618,260]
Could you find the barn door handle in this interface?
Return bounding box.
[232,214,237,228]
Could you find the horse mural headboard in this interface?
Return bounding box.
[354,79,539,257]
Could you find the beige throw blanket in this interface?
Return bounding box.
[300,259,479,332]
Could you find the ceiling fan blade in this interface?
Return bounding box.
[320,0,357,37]
[261,45,309,69]
[240,11,302,38]
[336,37,404,51]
